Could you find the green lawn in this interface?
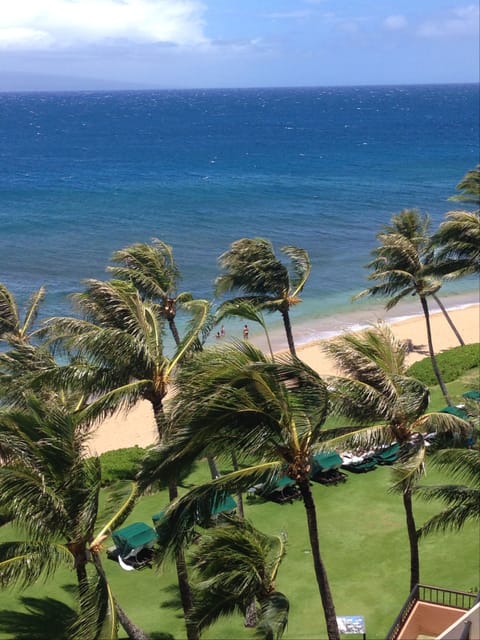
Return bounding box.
[1,459,478,640]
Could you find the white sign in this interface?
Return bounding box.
[337,615,366,635]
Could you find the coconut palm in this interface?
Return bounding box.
[45,278,208,640]
[189,518,289,639]
[139,341,340,640]
[356,209,454,404]
[215,238,311,357]
[322,322,469,591]
[108,239,193,346]
[416,447,480,539]
[0,396,144,640]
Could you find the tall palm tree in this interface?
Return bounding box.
[0,397,144,640]
[46,278,208,640]
[356,209,454,404]
[215,238,311,357]
[322,322,469,591]
[189,518,289,639]
[139,341,340,640]
[416,447,480,539]
[108,239,193,346]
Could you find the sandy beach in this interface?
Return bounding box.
[89,303,479,455]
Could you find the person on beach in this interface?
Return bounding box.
[220,325,225,338]
[243,324,249,340]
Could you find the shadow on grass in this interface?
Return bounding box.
[0,595,77,640]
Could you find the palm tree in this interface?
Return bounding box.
[139,341,341,640]
[0,397,144,640]
[322,322,469,591]
[416,447,480,538]
[215,238,311,357]
[189,518,289,639]
[108,239,193,346]
[356,209,454,404]
[46,278,208,640]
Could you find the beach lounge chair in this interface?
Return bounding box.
[110,522,158,569]
[463,390,480,401]
[342,456,377,473]
[259,476,300,503]
[373,443,400,465]
[310,452,347,485]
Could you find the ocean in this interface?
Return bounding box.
[0,84,478,350]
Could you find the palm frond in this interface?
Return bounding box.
[70,565,118,640]
[0,283,20,337]
[90,482,138,551]
[281,245,311,296]
[257,591,290,640]
[0,542,72,589]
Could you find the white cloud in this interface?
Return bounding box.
[383,15,407,31]
[417,4,479,38]
[0,0,208,50]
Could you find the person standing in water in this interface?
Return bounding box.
[243,324,249,340]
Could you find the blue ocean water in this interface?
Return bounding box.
[0,84,478,348]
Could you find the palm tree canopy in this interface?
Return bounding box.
[108,239,193,320]
[448,164,480,206]
[108,239,180,298]
[431,210,480,278]
[0,397,100,544]
[356,209,442,310]
[43,279,209,425]
[189,518,288,638]
[321,323,469,488]
[417,448,480,537]
[167,341,328,469]
[215,238,311,311]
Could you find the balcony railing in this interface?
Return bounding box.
[386,584,477,640]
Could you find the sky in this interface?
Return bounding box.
[0,0,479,90]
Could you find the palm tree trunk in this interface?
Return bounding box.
[153,401,198,640]
[419,296,452,405]
[281,308,297,358]
[207,455,220,479]
[402,489,420,592]
[297,479,339,640]
[168,483,199,640]
[114,601,151,640]
[168,318,181,346]
[231,451,245,519]
[432,294,465,346]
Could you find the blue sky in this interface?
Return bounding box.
[1,0,479,90]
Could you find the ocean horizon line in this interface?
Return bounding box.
[1,81,478,96]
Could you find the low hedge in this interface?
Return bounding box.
[407,343,480,386]
[99,446,147,485]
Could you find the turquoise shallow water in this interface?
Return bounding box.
[0,84,478,350]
